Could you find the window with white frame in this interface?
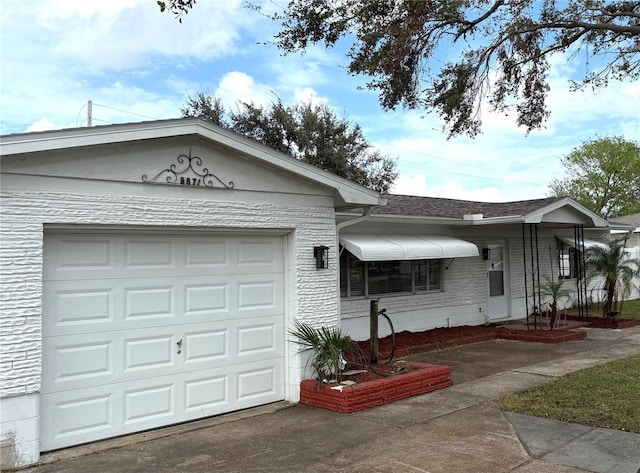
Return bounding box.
[558,244,579,279]
[340,249,442,298]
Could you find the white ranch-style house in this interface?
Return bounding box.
[0,119,625,468]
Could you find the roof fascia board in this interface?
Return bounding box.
[353,214,526,226]
[0,120,193,154]
[364,214,471,226]
[464,215,525,225]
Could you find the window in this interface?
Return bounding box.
[558,244,579,279]
[340,249,442,298]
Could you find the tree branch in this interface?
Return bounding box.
[456,0,506,39]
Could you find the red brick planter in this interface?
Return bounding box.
[299,362,452,413]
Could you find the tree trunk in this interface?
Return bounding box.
[604,279,616,316]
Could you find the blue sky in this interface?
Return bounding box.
[2,0,639,201]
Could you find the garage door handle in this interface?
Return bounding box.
[176,338,183,355]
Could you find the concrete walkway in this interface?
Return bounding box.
[23,325,640,473]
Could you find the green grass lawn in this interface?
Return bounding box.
[620,298,640,320]
[497,354,640,433]
[566,297,640,320]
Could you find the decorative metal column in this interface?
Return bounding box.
[573,225,589,320]
[522,223,542,329]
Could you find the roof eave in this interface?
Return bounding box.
[366,214,474,225]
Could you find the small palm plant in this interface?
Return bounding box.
[586,239,640,317]
[289,319,353,382]
[540,276,572,330]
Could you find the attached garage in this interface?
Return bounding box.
[41,231,285,451]
[0,118,383,468]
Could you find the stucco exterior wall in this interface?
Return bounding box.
[0,178,338,467]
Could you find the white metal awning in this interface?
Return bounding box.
[556,237,609,250]
[339,235,479,261]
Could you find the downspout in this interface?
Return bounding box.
[336,207,374,233]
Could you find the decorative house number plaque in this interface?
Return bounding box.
[142,149,234,189]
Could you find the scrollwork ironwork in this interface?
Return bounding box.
[142,149,234,189]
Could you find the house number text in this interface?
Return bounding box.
[180,177,202,186]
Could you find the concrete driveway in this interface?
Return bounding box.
[24,325,640,473]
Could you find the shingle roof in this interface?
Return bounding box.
[610,212,640,227]
[374,194,564,219]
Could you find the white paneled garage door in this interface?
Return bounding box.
[41,232,285,451]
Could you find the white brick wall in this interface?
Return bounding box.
[0,184,339,467]
[0,187,338,398]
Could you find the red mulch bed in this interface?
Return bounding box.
[355,324,589,362]
[344,318,638,383]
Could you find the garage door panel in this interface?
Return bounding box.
[43,333,116,392]
[238,281,277,310]
[123,382,176,426]
[123,335,176,373]
[236,276,284,316]
[183,375,227,412]
[44,282,115,335]
[182,329,228,364]
[42,232,285,451]
[184,283,228,316]
[238,239,281,266]
[237,323,278,356]
[40,388,117,450]
[236,360,283,406]
[44,237,115,278]
[124,238,175,269]
[124,285,175,320]
[184,239,228,267]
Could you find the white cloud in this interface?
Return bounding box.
[53,5,234,69]
[26,119,58,132]
[6,0,256,71]
[215,72,275,109]
[391,174,429,196]
[292,87,324,105]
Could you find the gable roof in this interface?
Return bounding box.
[366,194,609,228]
[0,118,383,210]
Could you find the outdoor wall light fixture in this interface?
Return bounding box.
[482,248,491,260]
[313,245,329,269]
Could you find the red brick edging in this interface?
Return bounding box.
[299,362,452,413]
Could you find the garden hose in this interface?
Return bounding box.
[377,308,396,364]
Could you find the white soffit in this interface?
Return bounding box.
[556,237,609,250]
[339,235,479,261]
